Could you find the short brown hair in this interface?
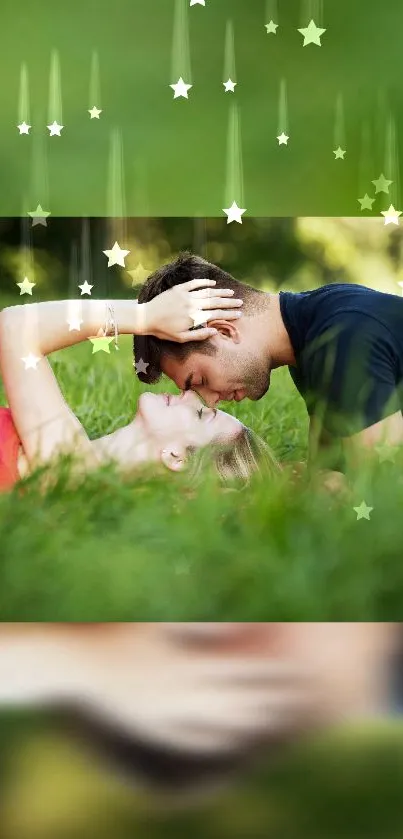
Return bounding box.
[133,251,263,385]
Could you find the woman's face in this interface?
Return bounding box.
[137,391,242,465]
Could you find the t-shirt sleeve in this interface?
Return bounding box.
[303,315,401,437]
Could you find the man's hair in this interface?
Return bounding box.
[133,251,264,385]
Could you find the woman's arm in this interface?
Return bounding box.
[0,280,242,358]
[0,282,242,471]
[0,300,123,469]
[0,298,148,469]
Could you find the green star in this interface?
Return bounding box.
[358,194,375,211]
[265,20,278,34]
[27,204,51,227]
[372,174,393,194]
[375,444,396,464]
[298,19,326,46]
[88,336,114,354]
[353,501,373,521]
[333,146,346,159]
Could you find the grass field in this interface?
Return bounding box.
[1,332,403,621]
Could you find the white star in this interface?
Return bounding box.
[17,122,31,135]
[223,201,246,224]
[170,77,192,99]
[190,0,205,5]
[47,121,64,136]
[21,353,41,370]
[134,357,149,375]
[78,281,93,295]
[397,281,403,296]
[297,19,326,46]
[88,106,102,119]
[103,241,130,268]
[223,79,236,92]
[17,277,36,295]
[277,132,289,145]
[67,316,83,331]
[381,204,402,226]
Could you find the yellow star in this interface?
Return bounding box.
[127,263,150,286]
[298,19,326,46]
[17,277,36,295]
[277,132,289,145]
[265,21,278,34]
[353,501,373,521]
[381,204,402,226]
[88,106,102,119]
[27,205,51,227]
[88,337,114,354]
[103,241,130,268]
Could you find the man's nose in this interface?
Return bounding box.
[193,387,220,408]
[197,387,220,408]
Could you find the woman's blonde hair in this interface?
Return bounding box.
[187,425,280,487]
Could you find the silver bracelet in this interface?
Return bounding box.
[102,302,119,350]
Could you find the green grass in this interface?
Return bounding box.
[1,334,403,620]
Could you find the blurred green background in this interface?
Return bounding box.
[3,713,403,839]
[2,215,403,299]
[1,0,402,215]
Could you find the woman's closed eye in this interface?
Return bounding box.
[197,407,217,422]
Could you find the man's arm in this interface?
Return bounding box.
[343,410,403,464]
[308,418,348,494]
[308,411,403,495]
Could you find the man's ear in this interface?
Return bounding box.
[206,319,241,343]
[160,448,187,472]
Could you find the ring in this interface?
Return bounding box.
[190,309,209,329]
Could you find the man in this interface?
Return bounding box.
[133,252,403,477]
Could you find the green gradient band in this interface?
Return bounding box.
[1,0,402,216]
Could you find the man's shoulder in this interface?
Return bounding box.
[283,282,392,309]
[281,283,380,359]
[300,284,401,340]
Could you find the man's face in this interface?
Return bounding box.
[161,338,272,407]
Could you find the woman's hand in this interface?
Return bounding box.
[142,279,243,342]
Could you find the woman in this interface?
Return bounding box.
[0,279,278,490]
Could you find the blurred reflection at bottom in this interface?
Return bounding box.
[0,622,403,839]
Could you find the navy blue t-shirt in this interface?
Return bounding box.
[279,283,403,437]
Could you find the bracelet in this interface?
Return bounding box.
[102,302,119,350]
